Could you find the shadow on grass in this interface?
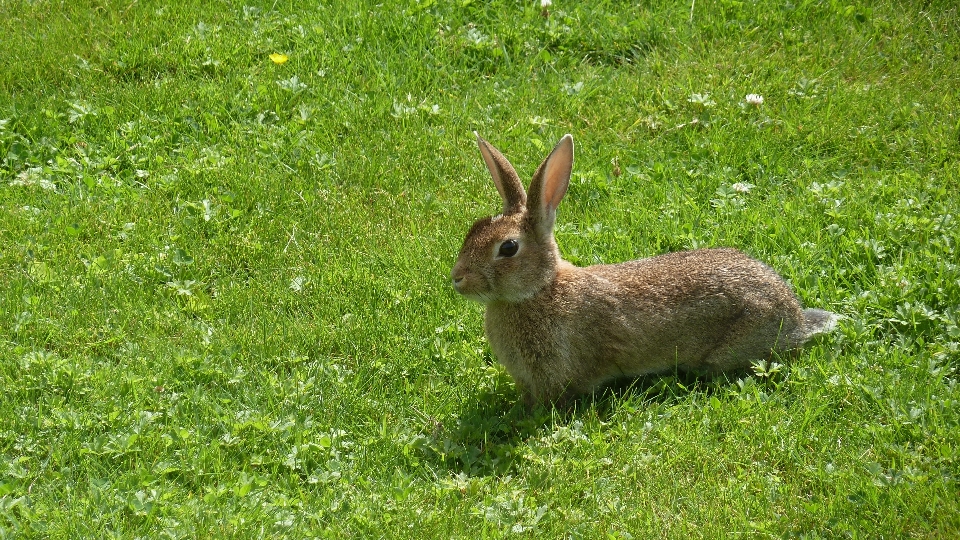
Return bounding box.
[421,370,746,477]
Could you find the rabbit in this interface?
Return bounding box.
[451,133,839,408]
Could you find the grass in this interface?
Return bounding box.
[1,0,959,537]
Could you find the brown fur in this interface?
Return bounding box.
[451,134,837,407]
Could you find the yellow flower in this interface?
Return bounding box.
[269,53,289,65]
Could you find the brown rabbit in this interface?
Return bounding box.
[451,133,838,407]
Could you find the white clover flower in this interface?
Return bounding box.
[541,0,552,7]
[290,276,306,292]
[11,167,56,191]
[688,93,716,107]
[745,93,764,106]
[731,182,753,193]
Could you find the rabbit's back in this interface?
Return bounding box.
[583,248,806,370]
[587,248,801,317]
[532,249,802,384]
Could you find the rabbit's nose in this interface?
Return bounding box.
[451,266,467,292]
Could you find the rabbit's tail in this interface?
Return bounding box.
[794,308,840,343]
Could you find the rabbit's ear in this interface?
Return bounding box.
[476,133,526,214]
[528,134,573,235]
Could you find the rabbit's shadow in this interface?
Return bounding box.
[430,371,737,477]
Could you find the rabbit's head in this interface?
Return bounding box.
[451,134,574,304]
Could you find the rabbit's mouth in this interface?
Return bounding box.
[452,275,491,304]
[459,291,492,304]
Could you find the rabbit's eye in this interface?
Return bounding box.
[498,239,519,257]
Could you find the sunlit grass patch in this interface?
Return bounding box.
[1,0,958,537]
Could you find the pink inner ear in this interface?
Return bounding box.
[541,137,573,211]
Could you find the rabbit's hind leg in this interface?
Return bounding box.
[693,311,801,374]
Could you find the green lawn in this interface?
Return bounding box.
[2,0,959,537]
